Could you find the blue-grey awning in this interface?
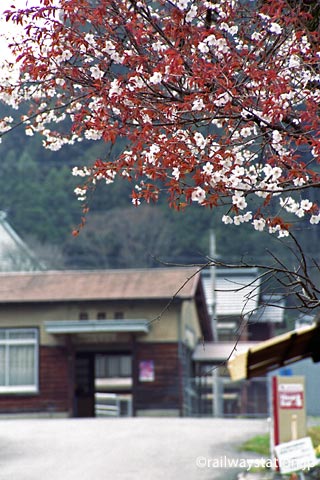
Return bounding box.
[44,319,150,334]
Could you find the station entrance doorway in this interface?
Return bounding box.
[74,352,133,417]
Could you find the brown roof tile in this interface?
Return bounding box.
[0,268,201,303]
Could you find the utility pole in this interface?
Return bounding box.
[210,230,222,417]
[209,230,217,341]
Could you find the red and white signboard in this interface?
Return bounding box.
[278,384,304,409]
[272,376,306,447]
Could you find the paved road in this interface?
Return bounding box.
[0,417,268,480]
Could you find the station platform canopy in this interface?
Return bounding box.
[228,323,320,381]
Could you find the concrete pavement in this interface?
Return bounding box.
[0,417,269,480]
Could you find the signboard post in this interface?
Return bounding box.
[271,376,311,473]
[272,376,306,446]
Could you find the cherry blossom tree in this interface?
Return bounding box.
[1,0,320,308]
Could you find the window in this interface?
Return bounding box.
[79,312,88,320]
[114,312,124,320]
[97,312,106,320]
[95,354,132,378]
[0,328,38,394]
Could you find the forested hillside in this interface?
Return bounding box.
[0,107,318,271]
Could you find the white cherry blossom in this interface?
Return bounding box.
[222,215,233,224]
[191,187,206,204]
[253,218,266,231]
[90,65,104,80]
[269,23,282,35]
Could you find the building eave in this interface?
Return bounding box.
[193,341,260,363]
[44,319,150,334]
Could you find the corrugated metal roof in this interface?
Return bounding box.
[0,268,200,303]
[251,295,285,323]
[202,268,261,317]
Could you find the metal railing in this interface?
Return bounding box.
[95,392,132,417]
[185,376,269,418]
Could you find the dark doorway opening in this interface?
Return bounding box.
[74,353,95,417]
[74,352,133,417]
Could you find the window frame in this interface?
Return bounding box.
[95,354,132,379]
[0,328,39,394]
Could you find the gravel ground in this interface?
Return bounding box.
[0,417,268,480]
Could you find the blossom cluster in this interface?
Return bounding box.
[0,0,319,237]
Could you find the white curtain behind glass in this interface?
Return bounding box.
[9,345,35,386]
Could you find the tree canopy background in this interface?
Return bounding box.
[0,110,318,272]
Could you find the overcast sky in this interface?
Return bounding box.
[2,0,39,10]
[0,1,41,61]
